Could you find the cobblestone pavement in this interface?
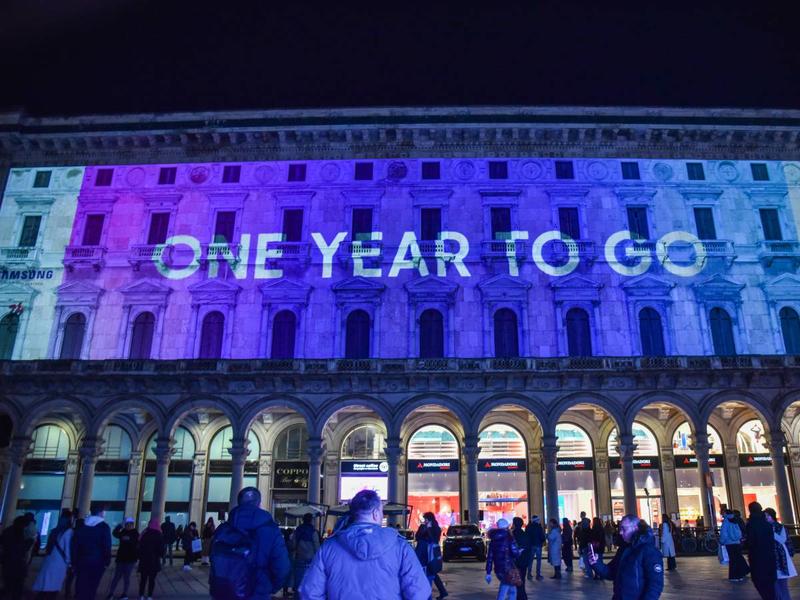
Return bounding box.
[16,554,800,599]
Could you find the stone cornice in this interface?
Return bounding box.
[2,105,800,165]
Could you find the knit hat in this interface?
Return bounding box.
[496,518,509,529]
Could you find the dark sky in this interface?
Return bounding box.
[1,1,799,117]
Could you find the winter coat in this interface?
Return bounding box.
[659,523,675,558]
[547,528,562,567]
[746,510,778,587]
[486,528,520,579]
[71,515,112,571]
[525,521,545,548]
[298,522,430,600]
[590,525,606,551]
[138,528,164,575]
[593,527,664,600]
[217,504,291,599]
[31,528,73,592]
[773,524,797,580]
[577,518,592,548]
[113,525,140,563]
[291,523,321,563]
[512,526,531,570]
[719,519,742,545]
[161,520,176,544]
[182,527,198,552]
[561,526,574,561]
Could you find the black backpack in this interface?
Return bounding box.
[209,521,264,600]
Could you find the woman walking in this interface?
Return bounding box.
[561,518,574,573]
[547,519,562,579]
[201,517,215,566]
[138,518,165,600]
[588,517,605,580]
[415,512,447,600]
[765,508,796,600]
[511,517,529,600]
[31,513,74,599]
[660,514,677,571]
[485,519,520,600]
[181,521,199,571]
[720,509,750,581]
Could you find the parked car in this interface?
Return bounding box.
[442,523,486,561]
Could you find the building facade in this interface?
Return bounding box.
[2,106,800,535]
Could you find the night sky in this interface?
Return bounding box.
[1,1,799,117]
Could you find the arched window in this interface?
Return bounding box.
[30,424,70,459]
[100,425,132,459]
[556,423,593,457]
[736,419,769,454]
[710,307,735,356]
[672,422,723,455]
[419,308,444,358]
[345,309,370,359]
[493,308,519,358]
[129,312,155,359]
[271,310,296,359]
[274,424,307,460]
[341,425,386,459]
[639,307,665,356]
[146,427,195,460]
[566,308,592,356]
[59,312,86,359]
[478,424,526,458]
[199,311,224,359]
[407,425,459,459]
[208,426,260,460]
[780,307,800,354]
[0,312,19,360]
[608,422,659,456]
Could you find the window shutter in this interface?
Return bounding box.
[419,309,444,358]
[493,308,519,358]
[780,307,800,354]
[759,209,783,241]
[60,313,86,359]
[490,207,512,240]
[566,308,592,357]
[710,308,735,356]
[345,310,370,358]
[129,312,155,359]
[693,208,717,240]
[558,207,581,239]
[626,207,649,240]
[18,215,42,247]
[199,312,224,359]
[639,308,665,356]
[0,313,20,360]
[351,208,374,241]
[282,209,304,242]
[147,213,170,245]
[82,214,106,246]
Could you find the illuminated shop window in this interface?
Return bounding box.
[146,427,195,460]
[30,425,70,459]
[100,425,132,460]
[274,424,307,460]
[208,426,260,460]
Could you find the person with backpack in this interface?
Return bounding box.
[138,518,164,600]
[209,486,290,600]
[414,512,447,600]
[71,505,113,600]
[105,517,140,600]
[290,513,321,597]
[31,512,74,599]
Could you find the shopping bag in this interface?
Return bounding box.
[578,555,585,570]
[192,538,202,553]
[718,544,729,565]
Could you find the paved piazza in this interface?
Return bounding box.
[17,554,800,599]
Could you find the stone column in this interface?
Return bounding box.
[385,438,403,504]
[124,451,144,522]
[594,448,612,517]
[463,436,481,524]
[307,438,324,505]
[767,431,795,523]
[659,445,679,518]
[692,432,715,526]
[151,437,174,523]
[787,445,800,521]
[618,434,638,515]
[541,435,560,524]
[258,452,272,510]
[723,442,744,513]
[75,437,104,517]
[528,450,544,519]
[61,451,80,513]
[189,452,207,524]
[228,437,250,510]
[0,437,31,527]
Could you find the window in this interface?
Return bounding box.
[351,208,373,241]
[621,162,640,180]
[282,209,304,242]
[566,308,592,356]
[158,167,177,185]
[199,311,224,359]
[751,163,769,181]
[129,312,155,359]
[490,207,512,240]
[0,312,19,360]
[626,206,649,240]
[100,425,132,460]
[555,160,574,179]
[342,425,385,459]
[558,207,581,239]
[213,211,236,244]
[271,310,296,359]
[421,161,440,180]
[33,171,52,188]
[709,307,735,355]
[345,309,370,358]
[639,307,665,356]
[95,168,113,186]
[146,212,170,245]
[82,214,105,246]
[493,308,519,358]
[274,424,307,460]
[780,307,800,354]
[60,313,86,359]
[30,425,69,459]
[288,164,306,182]
[18,215,42,247]
[759,208,783,241]
[488,161,508,179]
[354,162,373,180]
[693,207,717,240]
[419,308,444,358]
[686,162,705,180]
[222,165,241,183]
[420,208,442,241]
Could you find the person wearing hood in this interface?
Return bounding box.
[138,518,165,600]
[746,502,778,600]
[32,511,74,599]
[524,515,545,581]
[414,512,447,600]
[546,519,563,580]
[764,508,796,600]
[298,489,430,600]
[720,509,750,581]
[290,513,321,596]
[71,504,112,600]
[105,516,140,600]
[588,514,664,600]
[486,519,521,600]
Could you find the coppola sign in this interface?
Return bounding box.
[272,461,309,490]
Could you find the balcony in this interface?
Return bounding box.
[546,239,596,266]
[758,240,800,269]
[700,239,736,267]
[63,245,106,271]
[337,241,383,268]
[0,246,41,270]
[264,241,310,269]
[480,239,528,268]
[199,243,242,270]
[128,244,173,270]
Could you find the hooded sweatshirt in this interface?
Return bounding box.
[71,515,112,569]
[298,522,431,600]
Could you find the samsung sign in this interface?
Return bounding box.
[407,459,460,473]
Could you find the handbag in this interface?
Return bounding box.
[718,544,729,565]
[504,566,523,586]
[191,537,202,553]
[426,543,443,575]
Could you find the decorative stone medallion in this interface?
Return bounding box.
[520,160,544,180]
[454,160,476,180]
[320,162,341,182]
[255,165,275,184]
[189,166,209,184]
[653,162,673,181]
[587,161,609,180]
[716,161,739,182]
[125,167,146,187]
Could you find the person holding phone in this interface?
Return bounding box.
[588,514,664,600]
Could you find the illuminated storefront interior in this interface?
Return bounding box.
[737,419,794,521]
[407,425,461,529]
[550,423,596,520]
[609,423,662,525]
[477,424,528,529]
[672,422,728,525]
[140,427,194,528]
[339,425,388,502]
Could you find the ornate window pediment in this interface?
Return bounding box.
[118,279,171,306]
[621,275,675,299]
[260,278,312,306]
[478,273,531,304]
[188,278,240,306]
[550,274,602,304]
[692,274,745,304]
[56,281,104,307]
[404,275,458,304]
[332,276,385,305]
[762,273,800,303]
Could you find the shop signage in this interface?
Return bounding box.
[273,461,309,490]
[407,459,460,473]
[674,454,725,468]
[340,460,389,475]
[478,459,527,472]
[609,456,660,470]
[739,454,773,467]
[556,457,594,471]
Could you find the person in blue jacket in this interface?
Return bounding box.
[71,504,112,600]
[588,514,664,600]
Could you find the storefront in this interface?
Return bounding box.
[91,425,132,536]
[339,460,389,500]
[271,423,310,524]
[139,427,194,528]
[737,419,794,521]
[609,423,662,525]
[407,425,461,529]
[477,424,528,529]
[204,427,259,524]
[550,423,596,519]
[672,422,728,525]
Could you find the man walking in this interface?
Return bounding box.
[524,515,545,581]
[745,502,777,600]
[106,517,139,600]
[161,516,176,566]
[577,511,592,578]
[71,504,112,600]
[299,489,430,599]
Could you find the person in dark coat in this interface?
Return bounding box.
[160,516,176,566]
[561,518,574,572]
[1,515,33,599]
[414,512,447,600]
[486,520,520,599]
[511,517,530,600]
[589,517,606,580]
[182,521,199,570]
[138,518,165,599]
[577,512,592,578]
[746,502,778,600]
[71,505,112,600]
[106,517,139,599]
[524,515,545,580]
[589,514,664,600]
